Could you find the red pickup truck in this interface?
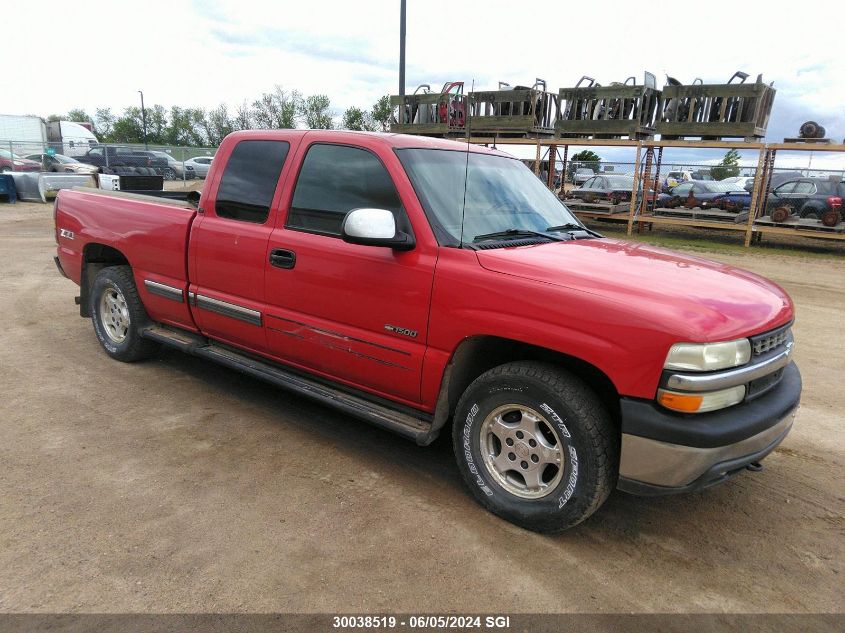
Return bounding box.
[54,130,801,532]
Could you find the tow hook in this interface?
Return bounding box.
[746,461,764,472]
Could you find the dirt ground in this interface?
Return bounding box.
[0,200,842,614]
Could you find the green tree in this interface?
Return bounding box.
[341,106,374,131]
[95,108,116,140]
[233,101,253,131]
[252,86,300,129]
[166,106,204,146]
[46,114,63,123]
[200,104,235,146]
[300,94,333,129]
[571,150,601,166]
[110,106,145,143]
[370,95,392,132]
[711,148,741,180]
[145,105,168,145]
[66,108,93,124]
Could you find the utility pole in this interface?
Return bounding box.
[399,0,406,97]
[138,90,148,149]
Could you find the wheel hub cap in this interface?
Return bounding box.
[479,404,565,499]
[99,287,130,343]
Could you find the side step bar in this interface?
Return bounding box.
[141,325,434,444]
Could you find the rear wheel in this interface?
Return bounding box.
[89,266,160,362]
[452,361,618,533]
[821,209,841,227]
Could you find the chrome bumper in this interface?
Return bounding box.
[618,407,796,491]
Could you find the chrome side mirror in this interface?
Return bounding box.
[341,208,415,251]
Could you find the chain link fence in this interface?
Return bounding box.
[1,140,218,186]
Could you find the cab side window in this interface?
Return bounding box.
[287,144,402,237]
[215,140,290,224]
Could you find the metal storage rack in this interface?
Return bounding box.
[459,137,845,247]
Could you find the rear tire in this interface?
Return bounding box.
[452,361,618,533]
[821,209,840,227]
[89,265,160,362]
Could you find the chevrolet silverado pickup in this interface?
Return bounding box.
[53,130,801,533]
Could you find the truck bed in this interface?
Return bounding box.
[55,187,199,330]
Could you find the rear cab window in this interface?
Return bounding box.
[214,140,290,223]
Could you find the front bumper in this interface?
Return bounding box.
[617,362,801,495]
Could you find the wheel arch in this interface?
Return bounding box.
[428,335,621,444]
[79,243,130,317]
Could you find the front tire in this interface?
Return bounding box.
[89,266,160,362]
[452,362,618,533]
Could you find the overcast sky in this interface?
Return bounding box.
[7,0,845,168]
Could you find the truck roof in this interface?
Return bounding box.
[224,129,511,157]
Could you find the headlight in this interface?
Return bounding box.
[664,339,751,372]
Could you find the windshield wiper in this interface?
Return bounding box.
[545,223,603,238]
[472,228,567,243]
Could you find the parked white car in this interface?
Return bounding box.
[184,156,214,178]
[720,176,755,191]
[573,168,594,185]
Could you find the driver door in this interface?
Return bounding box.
[263,139,436,405]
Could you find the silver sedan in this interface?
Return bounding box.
[184,156,214,178]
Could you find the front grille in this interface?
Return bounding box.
[751,324,791,356]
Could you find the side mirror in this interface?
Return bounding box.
[341,208,415,251]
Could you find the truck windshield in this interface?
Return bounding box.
[396,148,585,246]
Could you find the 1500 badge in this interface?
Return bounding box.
[384,324,418,338]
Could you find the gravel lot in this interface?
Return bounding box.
[0,200,842,614]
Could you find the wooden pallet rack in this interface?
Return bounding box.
[556,75,660,140]
[655,79,776,141]
[467,86,557,137]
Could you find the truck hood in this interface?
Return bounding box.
[475,238,792,342]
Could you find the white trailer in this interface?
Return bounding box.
[0,115,47,155]
[46,121,99,158]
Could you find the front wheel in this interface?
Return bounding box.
[89,265,160,362]
[452,362,618,533]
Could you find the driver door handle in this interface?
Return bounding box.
[269,248,296,269]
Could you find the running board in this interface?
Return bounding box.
[141,325,433,444]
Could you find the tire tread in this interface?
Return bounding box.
[452,361,619,533]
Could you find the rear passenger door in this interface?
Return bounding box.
[189,138,294,352]
[263,140,436,405]
[790,181,816,213]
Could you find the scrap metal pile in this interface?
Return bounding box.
[391,71,776,141]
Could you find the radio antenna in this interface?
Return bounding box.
[459,79,474,248]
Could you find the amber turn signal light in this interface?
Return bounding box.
[658,390,703,413]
